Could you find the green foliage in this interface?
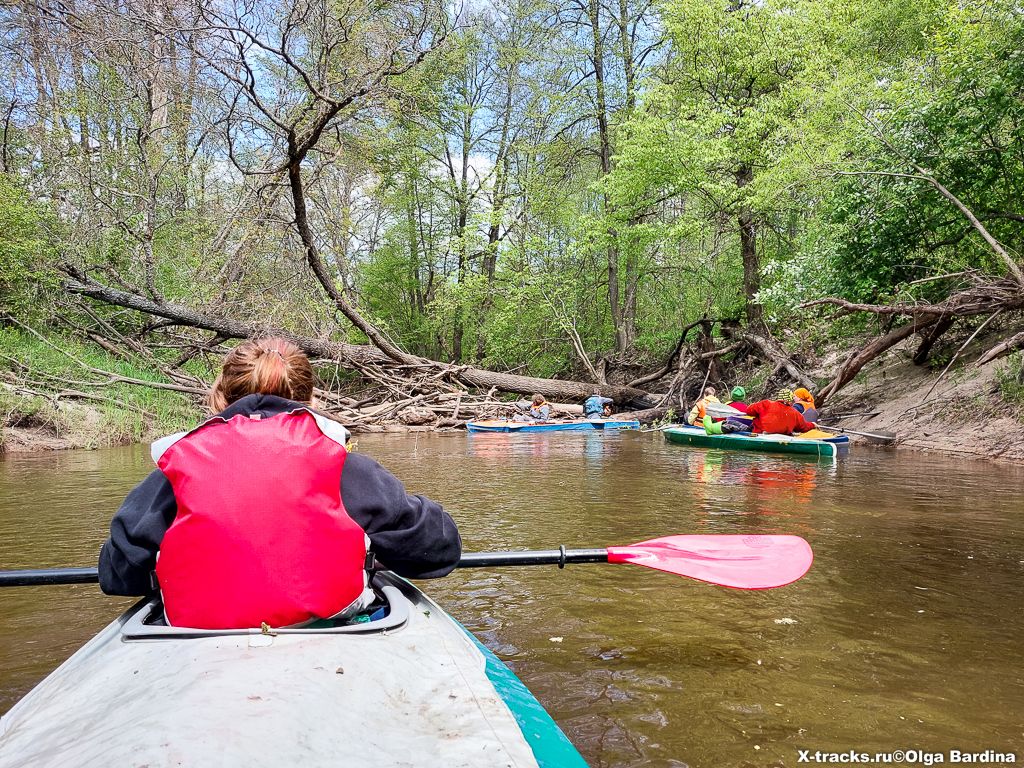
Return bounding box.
[0,327,196,445]
[996,353,1024,406]
[775,0,1024,304]
[476,270,573,377]
[0,175,59,315]
[4,0,1024,409]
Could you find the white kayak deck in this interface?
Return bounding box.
[0,576,546,767]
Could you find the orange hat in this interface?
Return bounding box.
[793,388,814,404]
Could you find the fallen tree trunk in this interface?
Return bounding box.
[817,317,940,405]
[912,315,955,365]
[976,331,1024,366]
[63,270,656,406]
[805,276,1024,405]
[802,278,1024,318]
[619,406,672,424]
[514,400,584,416]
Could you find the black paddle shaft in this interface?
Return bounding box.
[0,567,99,587]
[0,549,611,587]
[456,548,609,569]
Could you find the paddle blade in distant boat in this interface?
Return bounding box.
[607,534,813,589]
[705,402,754,421]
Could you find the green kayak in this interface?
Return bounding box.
[663,425,841,457]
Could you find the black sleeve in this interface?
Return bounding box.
[341,452,462,579]
[97,470,178,596]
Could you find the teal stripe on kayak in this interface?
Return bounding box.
[459,627,589,768]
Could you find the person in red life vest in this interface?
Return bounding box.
[98,337,461,630]
[731,388,817,435]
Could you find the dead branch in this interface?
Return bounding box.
[627,318,705,388]
[801,279,1024,318]
[976,331,1024,366]
[537,283,604,383]
[4,315,208,396]
[921,310,1003,401]
[817,317,941,405]
[729,330,815,392]
[0,380,155,418]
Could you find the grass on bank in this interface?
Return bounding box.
[996,353,1024,412]
[0,327,199,449]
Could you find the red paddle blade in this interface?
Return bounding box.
[606,534,813,589]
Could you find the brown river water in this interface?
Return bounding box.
[1,431,1022,767]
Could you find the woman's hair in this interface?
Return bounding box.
[207,337,315,413]
[531,393,545,405]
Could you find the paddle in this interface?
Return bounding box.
[815,424,897,443]
[705,402,753,421]
[0,535,812,590]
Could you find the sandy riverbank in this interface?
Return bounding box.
[820,347,1024,463]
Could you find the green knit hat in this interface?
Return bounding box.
[730,386,746,400]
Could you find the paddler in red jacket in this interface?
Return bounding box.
[744,389,817,435]
[98,337,461,630]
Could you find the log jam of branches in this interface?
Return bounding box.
[62,269,655,407]
[804,277,1024,404]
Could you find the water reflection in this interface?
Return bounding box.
[669,449,838,536]
[2,433,1023,768]
[466,431,624,463]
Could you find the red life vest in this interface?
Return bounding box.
[153,409,369,629]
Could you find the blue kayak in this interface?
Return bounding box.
[466,419,640,433]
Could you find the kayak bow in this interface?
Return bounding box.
[0,572,587,768]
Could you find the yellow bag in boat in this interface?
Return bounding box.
[796,429,833,440]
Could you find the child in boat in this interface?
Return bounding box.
[687,386,720,426]
[98,337,462,630]
[702,386,752,434]
[583,392,613,420]
[528,393,552,421]
[724,386,749,413]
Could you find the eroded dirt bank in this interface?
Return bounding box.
[820,340,1023,463]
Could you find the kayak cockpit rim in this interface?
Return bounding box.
[120,578,411,640]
